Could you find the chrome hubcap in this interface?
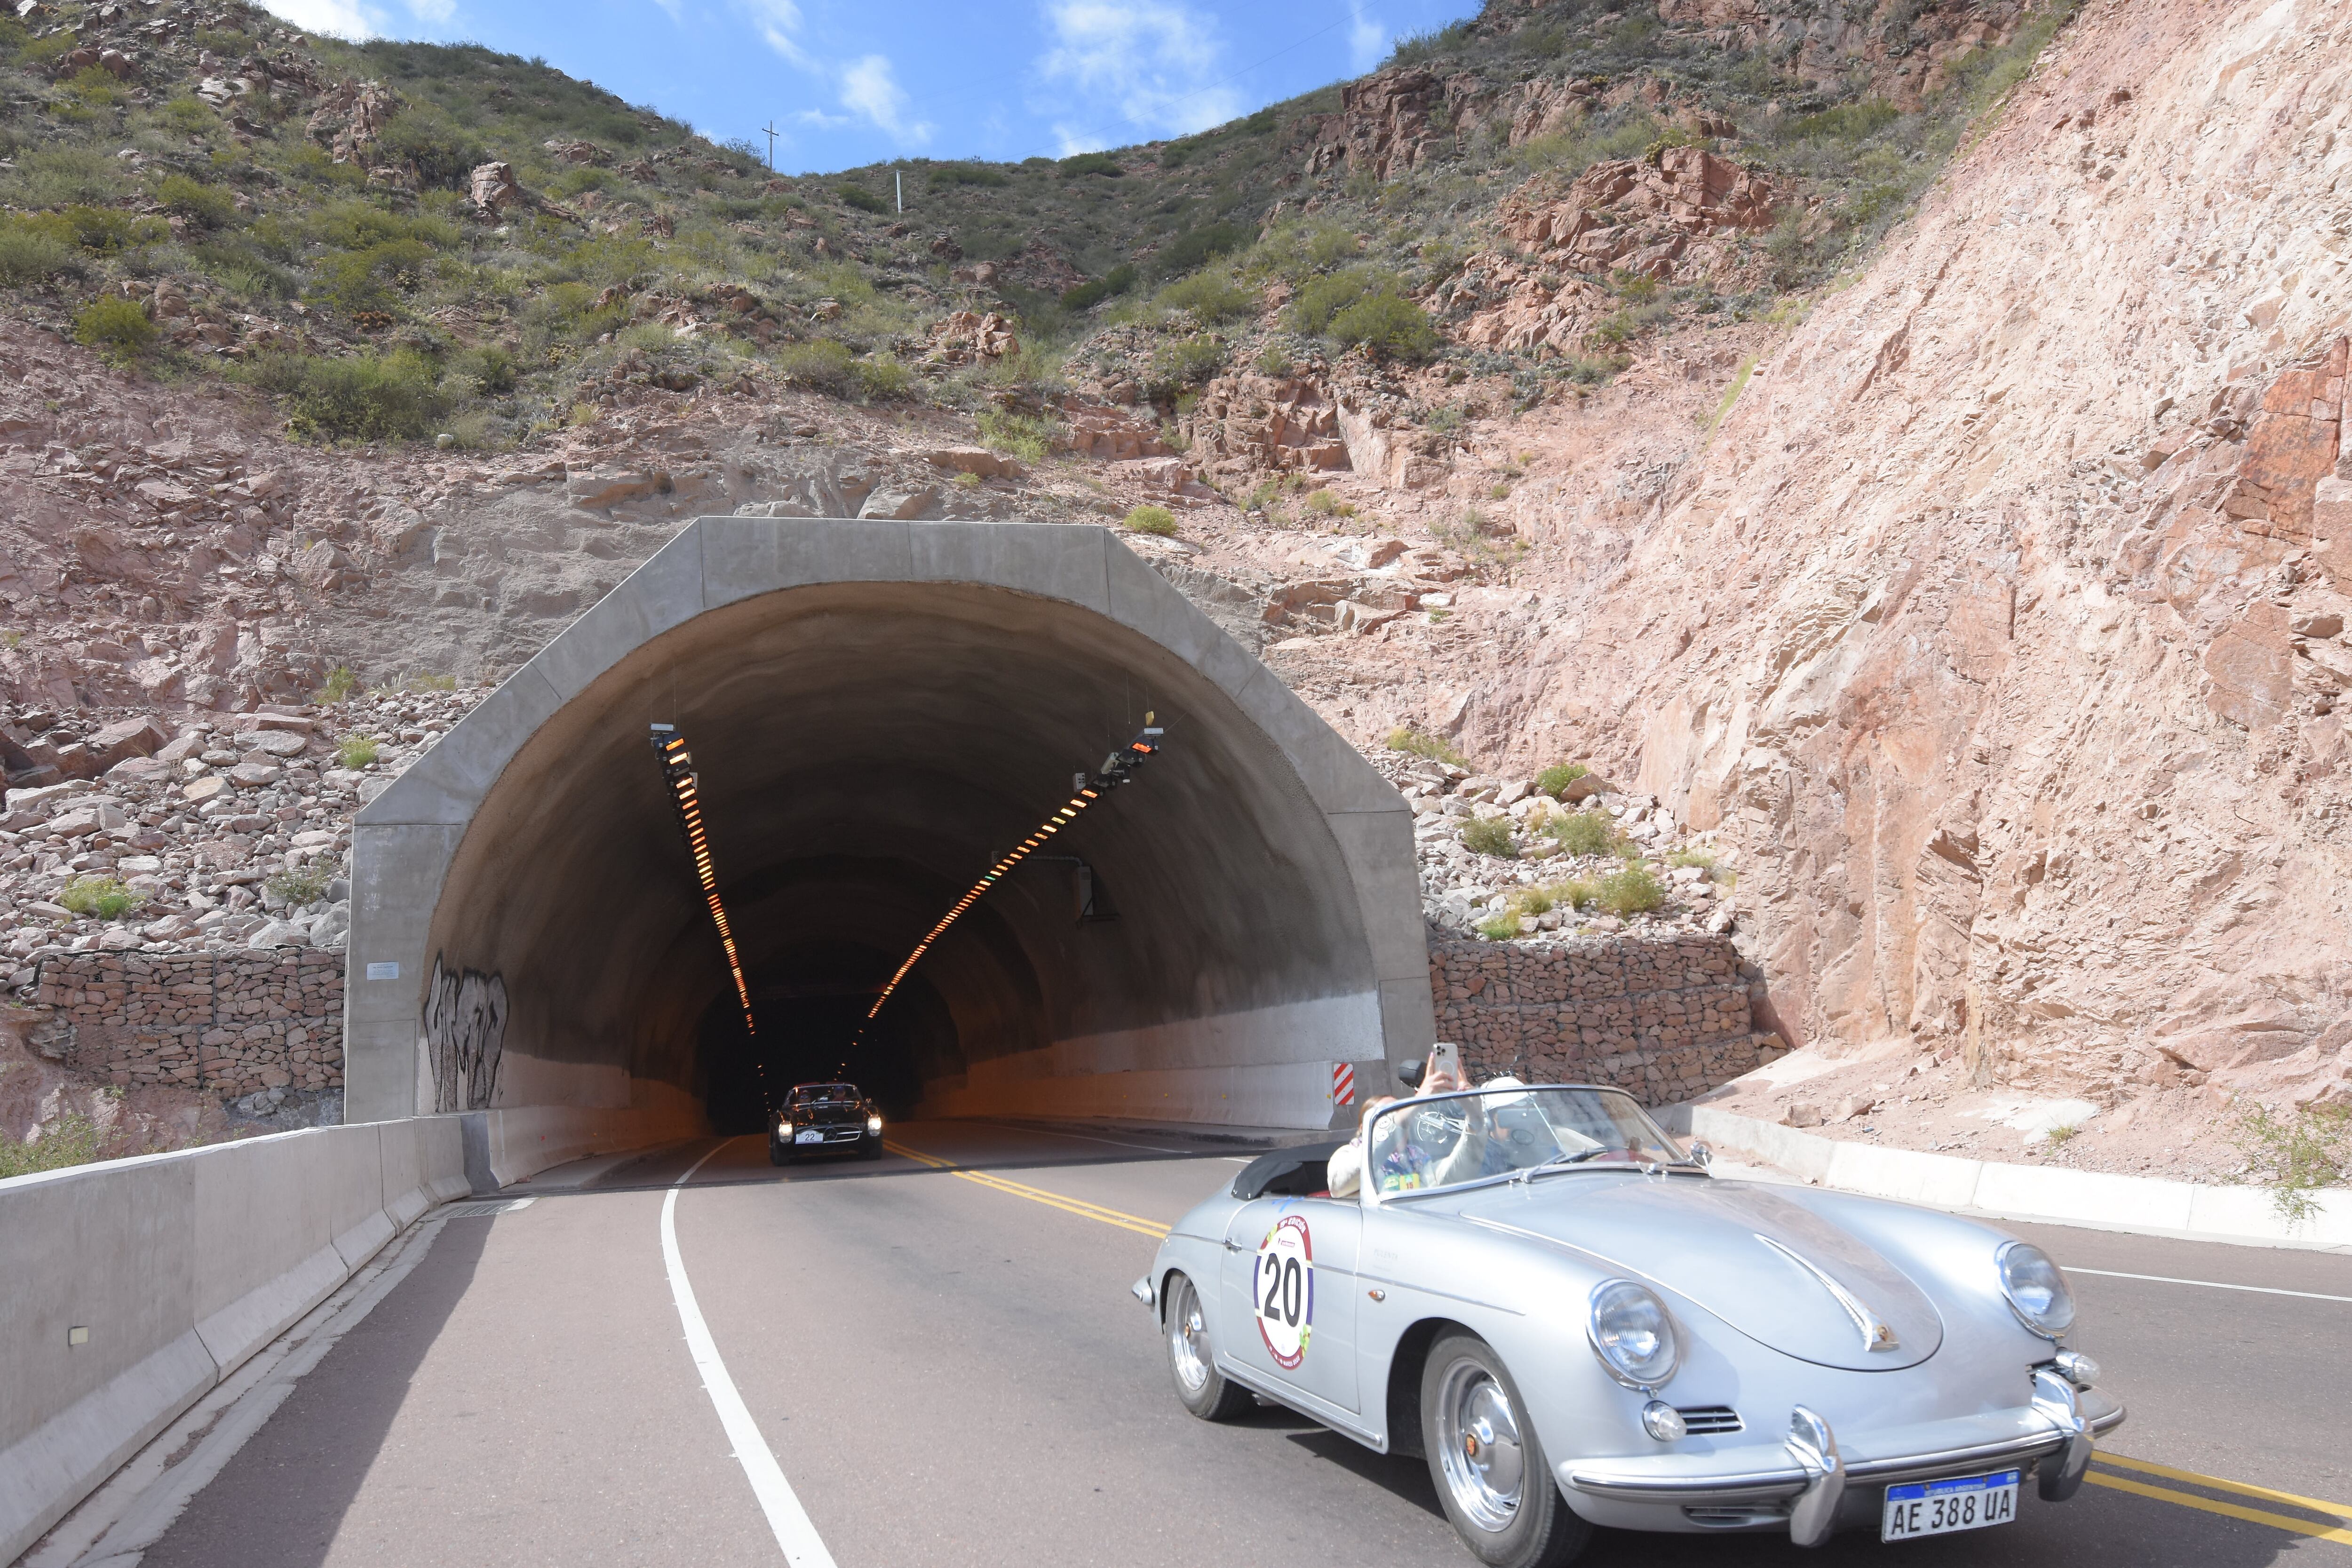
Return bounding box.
[1168,1278,1212,1394]
[1436,1359,1525,1532]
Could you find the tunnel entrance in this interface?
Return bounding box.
[345,520,1430,1134]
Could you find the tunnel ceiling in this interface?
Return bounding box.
[344,520,1428,1129]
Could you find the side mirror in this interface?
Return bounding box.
[1688,1140,1714,1169]
[1397,1059,1426,1090]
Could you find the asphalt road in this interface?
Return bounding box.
[113,1120,2352,1568]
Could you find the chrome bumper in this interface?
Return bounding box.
[1562,1385,2125,1542]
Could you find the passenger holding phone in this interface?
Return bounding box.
[1326,1043,1477,1198]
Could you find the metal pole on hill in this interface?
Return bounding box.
[762,121,779,171]
[895,170,902,213]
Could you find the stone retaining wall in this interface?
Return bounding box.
[1429,931,1771,1103]
[17,948,344,1098]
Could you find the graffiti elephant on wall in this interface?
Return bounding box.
[423,953,508,1114]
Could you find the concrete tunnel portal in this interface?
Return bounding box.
[342,519,1432,1136]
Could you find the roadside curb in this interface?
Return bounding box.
[1655,1103,2352,1254]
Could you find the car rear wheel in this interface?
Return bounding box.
[1165,1272,1253,1421]
[1421,1332,1589,1568]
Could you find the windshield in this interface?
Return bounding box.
[1364,1086,1687,1198]
[791,1085,858,1105]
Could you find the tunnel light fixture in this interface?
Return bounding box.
[862,716,1166,1030]
[651,726,763,1096]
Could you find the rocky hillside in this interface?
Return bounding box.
[11,0,2350,1186]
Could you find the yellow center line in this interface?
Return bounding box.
[2087,1472,2352,1546]
[2097,1453,2352,1522]
[882,1138,1172,1239]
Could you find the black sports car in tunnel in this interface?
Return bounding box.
[771,1082,884,1164]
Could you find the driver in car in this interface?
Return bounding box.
[1326,1046,1474,1198]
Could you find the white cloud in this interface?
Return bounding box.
[740,0,817,69]
[839,54,932,144]
[796,107,852,128]
[255,0,384,39]
[1052,124,1106,156]
[1037,0,1243,139]
[1348,8,1387,70]
[405,0,455,23]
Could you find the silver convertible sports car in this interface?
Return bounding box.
[1134,1083,2122,1567]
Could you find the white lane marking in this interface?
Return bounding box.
[2066,1266,2352,1304]
[663,1139,839,1568]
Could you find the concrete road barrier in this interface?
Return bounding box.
[0,1101,700,1562]
[1661,1103,2352,1250]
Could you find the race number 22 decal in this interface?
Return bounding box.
[1253,1214,1314,1369]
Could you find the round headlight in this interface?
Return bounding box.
[1996,1241,2075,1338]
[866,1114,883,1133]
[1588,1279,1679,1389]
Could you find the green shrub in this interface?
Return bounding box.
[0,220,80,284]
[0,1112,106,1179]
[1505,887,1553,916]
[1476,914,1522,941]
[1597,863,1665,916]
[1534,763,1589,797]
[1303,489,1354,517]
[1555,877,1602,911]
[1788,99,1903,144]
[266,862,335,905]
[773,338,857,393]
[1288,266,1383,335]
[1386,726,1467,766]
[1461,816,1515,858]
[1062,262,1138,310]
[1156,270,1253,324]
[160,93,216,135]
[375,107,484,191]
[58,875,144,921]
[1307,226,1362,269]
[244,350,449,443]
[1146,334,1223,393]
[317,667,359,703]
[72,295,158,356]
[852,355,912,401]
[1123,504,1177,536]
[1154,221,1249,278]
[836,183,888,214]
[928,162,1007,189]
[47,205,164,255]
[976,407,1057,463]
[1549,810,1618,858]
[1332,289,1439,360]
[155,173,236,230]
[2230,1101,2351,1226]
[1057,152,1122,178]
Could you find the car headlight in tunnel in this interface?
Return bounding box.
[867,1114,883,1134]
[778,1120,792,1136]
[1996,1241,2076,1339]
[1588,1279,1679,1390]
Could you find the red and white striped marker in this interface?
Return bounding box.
[1332,1062,1355,1107]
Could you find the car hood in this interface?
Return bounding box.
[1452,1176,1945,1371]
[790,1104,866,1124]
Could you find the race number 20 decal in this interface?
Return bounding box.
[1253,1214,1314,1369]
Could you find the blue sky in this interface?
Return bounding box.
[259,0,1486,174]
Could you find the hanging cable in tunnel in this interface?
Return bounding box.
[859,716,1167,1036]
[650,725,766,1103]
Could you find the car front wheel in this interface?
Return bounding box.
[1420,1332,1590,1568]
[1164,1272,1253,1421]
[769,1138,793,1166]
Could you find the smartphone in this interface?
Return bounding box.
[1427,1041,1462,1083]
